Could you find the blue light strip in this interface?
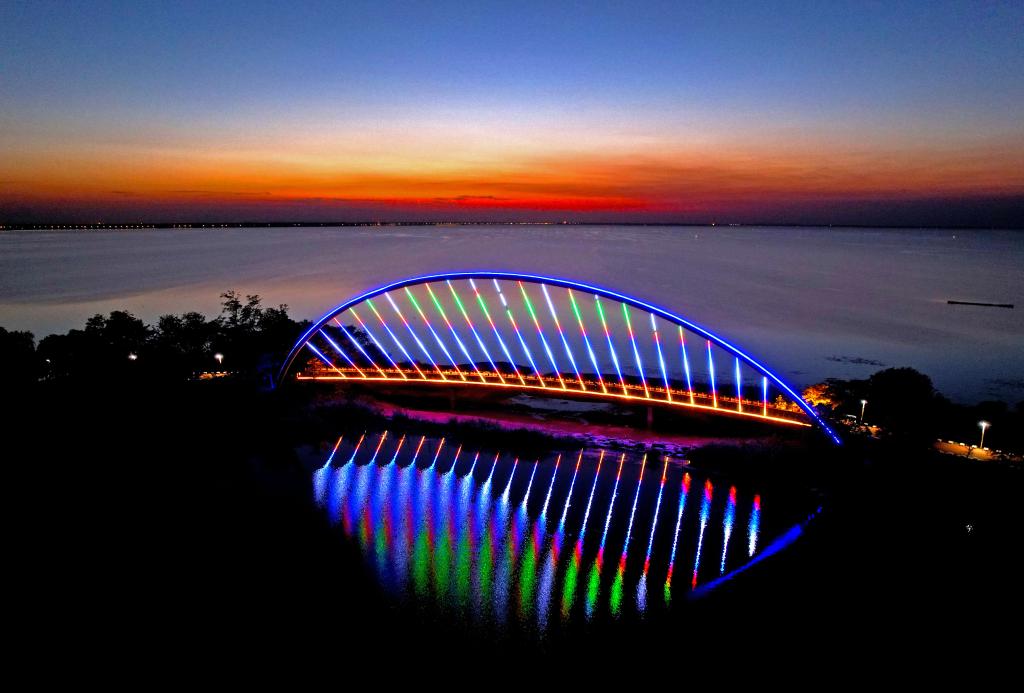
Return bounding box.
[622,303,650,398]
[468,278,524,385]
[332,318,387,378]
[651,313,671,402]
[594,295,628,396]
[679,326,694,405]
[318,328,365,377]
[348,308,406,378]
[403,286,465,381]
[707,340,717,408]
[493,279,545,385]
[304,341,346,377]
[446,280,503,382]
[735,357,743,412]
[385,292,445,380]
[518,281,565,389]
[366,298,426,379]
[541,284,585,391]
[279,271,841,444]
[423,283,486,383]
[568,288,606,393]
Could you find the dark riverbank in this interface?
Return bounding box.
[9,375,1021,674]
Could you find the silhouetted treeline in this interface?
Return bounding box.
[804,366,1024,451]
[1,291,310,387]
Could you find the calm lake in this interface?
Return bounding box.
[307,425,813,639]
[1,224,1021,401]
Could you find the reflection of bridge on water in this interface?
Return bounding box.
[312,430,786,628]
[280,272,840,444]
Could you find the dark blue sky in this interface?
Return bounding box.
[2,1,1022,225]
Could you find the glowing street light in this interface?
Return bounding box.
[214,353,224,365]
[978,421,990,449]
[860,399,867,422]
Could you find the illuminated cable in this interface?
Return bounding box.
[707,340,717,408]
[541,284,585,391]
[594,295,628,395]
[304,341,348,378]
[318,329,366,377]
[404,287,466,381]
[568,288,606,394]
[679,326,694,405]
[384,292,445,380]
[518,281,566,390]
[622,303,650,398]
[348,308,407,379]
[424,283,487,383]
[734,357,743,412]
[366,298,427,379]
[651,313,671,402]
[468,278,525,385]
[333,318,388,378]
[447,280,505,384]
[493,279,545,386]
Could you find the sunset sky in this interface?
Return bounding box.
[2,1,1022,226]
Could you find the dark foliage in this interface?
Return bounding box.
[15,292,310,387]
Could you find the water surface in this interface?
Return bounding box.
[2,224,1021,400]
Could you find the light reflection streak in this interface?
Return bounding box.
[692,479,713,588]
[611,453,647,617]
[561,451,604,618]
[637,457,669,613]
[720,485,737,574]
[748,494,761,557]
[664,472,691,604]
[316,432,776,633]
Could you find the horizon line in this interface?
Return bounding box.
[2,220,1022,232]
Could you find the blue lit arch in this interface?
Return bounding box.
[277,271,841,445]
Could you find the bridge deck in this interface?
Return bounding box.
[296,364,811,427]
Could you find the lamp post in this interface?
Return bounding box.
[859,399,867,422]
[978,421,989,450]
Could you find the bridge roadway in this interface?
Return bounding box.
[296,364,811,427]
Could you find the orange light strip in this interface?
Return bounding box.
[296,371,811,427]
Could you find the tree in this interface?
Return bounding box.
[0,327,36,387]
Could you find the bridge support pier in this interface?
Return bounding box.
[646,405,654,429]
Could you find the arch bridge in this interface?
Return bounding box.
[278,272,840,445]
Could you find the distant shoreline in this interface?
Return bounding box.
[2,221,1022,232]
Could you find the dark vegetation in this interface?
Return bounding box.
[5,299,1021,673]
[804,366,1024,452]
[1,290,309,387]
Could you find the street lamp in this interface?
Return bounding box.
[214,353,224,366]
[978,421,990,449]
[860,399,867,422]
